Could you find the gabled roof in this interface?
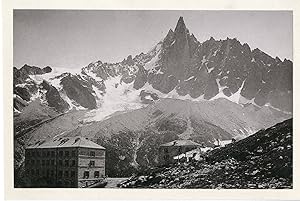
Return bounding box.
[160,139,201,147]
[26,136,105,150]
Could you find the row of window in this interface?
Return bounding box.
[58,150,76,157]
[58,170,76,178]
[27,159,77,167]
[58,160,77,167]
[83,170,100,179]
[26,150,77,158]
[29,168,77,178]
[27,150,98,158]
[29,168,101,179]
[27,159,99,168]
[28,159,55,166]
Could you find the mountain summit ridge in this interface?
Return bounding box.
[13,17,292,116]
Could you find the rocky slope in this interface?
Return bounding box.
[118,118,292,188]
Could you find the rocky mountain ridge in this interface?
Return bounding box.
[13,17,292,117]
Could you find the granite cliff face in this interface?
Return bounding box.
[131,17,292,113]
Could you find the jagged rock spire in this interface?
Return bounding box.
[165,29,174,39]
[174,16,187,34]
[166,29,174,37]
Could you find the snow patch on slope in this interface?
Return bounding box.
[239,95,261,108]
[230,80,245,104]
[83,76,144,122]
[29,67,81,86]
[210,79,245,104]
[142,83,206,102]
[83,68,103,82]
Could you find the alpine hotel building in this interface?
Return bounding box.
[24,136,106,188]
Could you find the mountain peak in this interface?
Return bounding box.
[167,28,174,35]
[174,16,187,34]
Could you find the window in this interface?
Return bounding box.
[83,171,89,179]
[46,160,50,165]
[36,160,40,165]
[51,170,54,177]
[71,160,76,167]
[89,161,95,167]
[58,171,63,177]
[164,148,168,153]
[71,171,75,177]
[59,151,63,157]
[36,169,39,176]
[51,160,54,165]
[31,169,34,175]
[51,151,55,157]
[47,169,50,177]
[37,151,40,157]
[42,160,45,166]
[98,150,104,156]
[65,160,69,167]
[47,151,50,157]
[32,152,36,157]
[94,171,99,178]
[65,171,69,177]
[58,160,63,166]
[31,160,35,165]
[26,152,30,157]
[42,151,46,157]
[71,151,76,157]
[65,151,69,157]
[164,155,169,160]
[90,151,95,157]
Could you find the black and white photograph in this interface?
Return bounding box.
[12,9,293,190]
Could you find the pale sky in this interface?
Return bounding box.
[13,10,293,69]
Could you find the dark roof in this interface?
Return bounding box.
[160,139,201,147]
[26,136,105,150]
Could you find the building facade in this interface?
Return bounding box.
[158,139,201,165]
[24,136,105,188]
